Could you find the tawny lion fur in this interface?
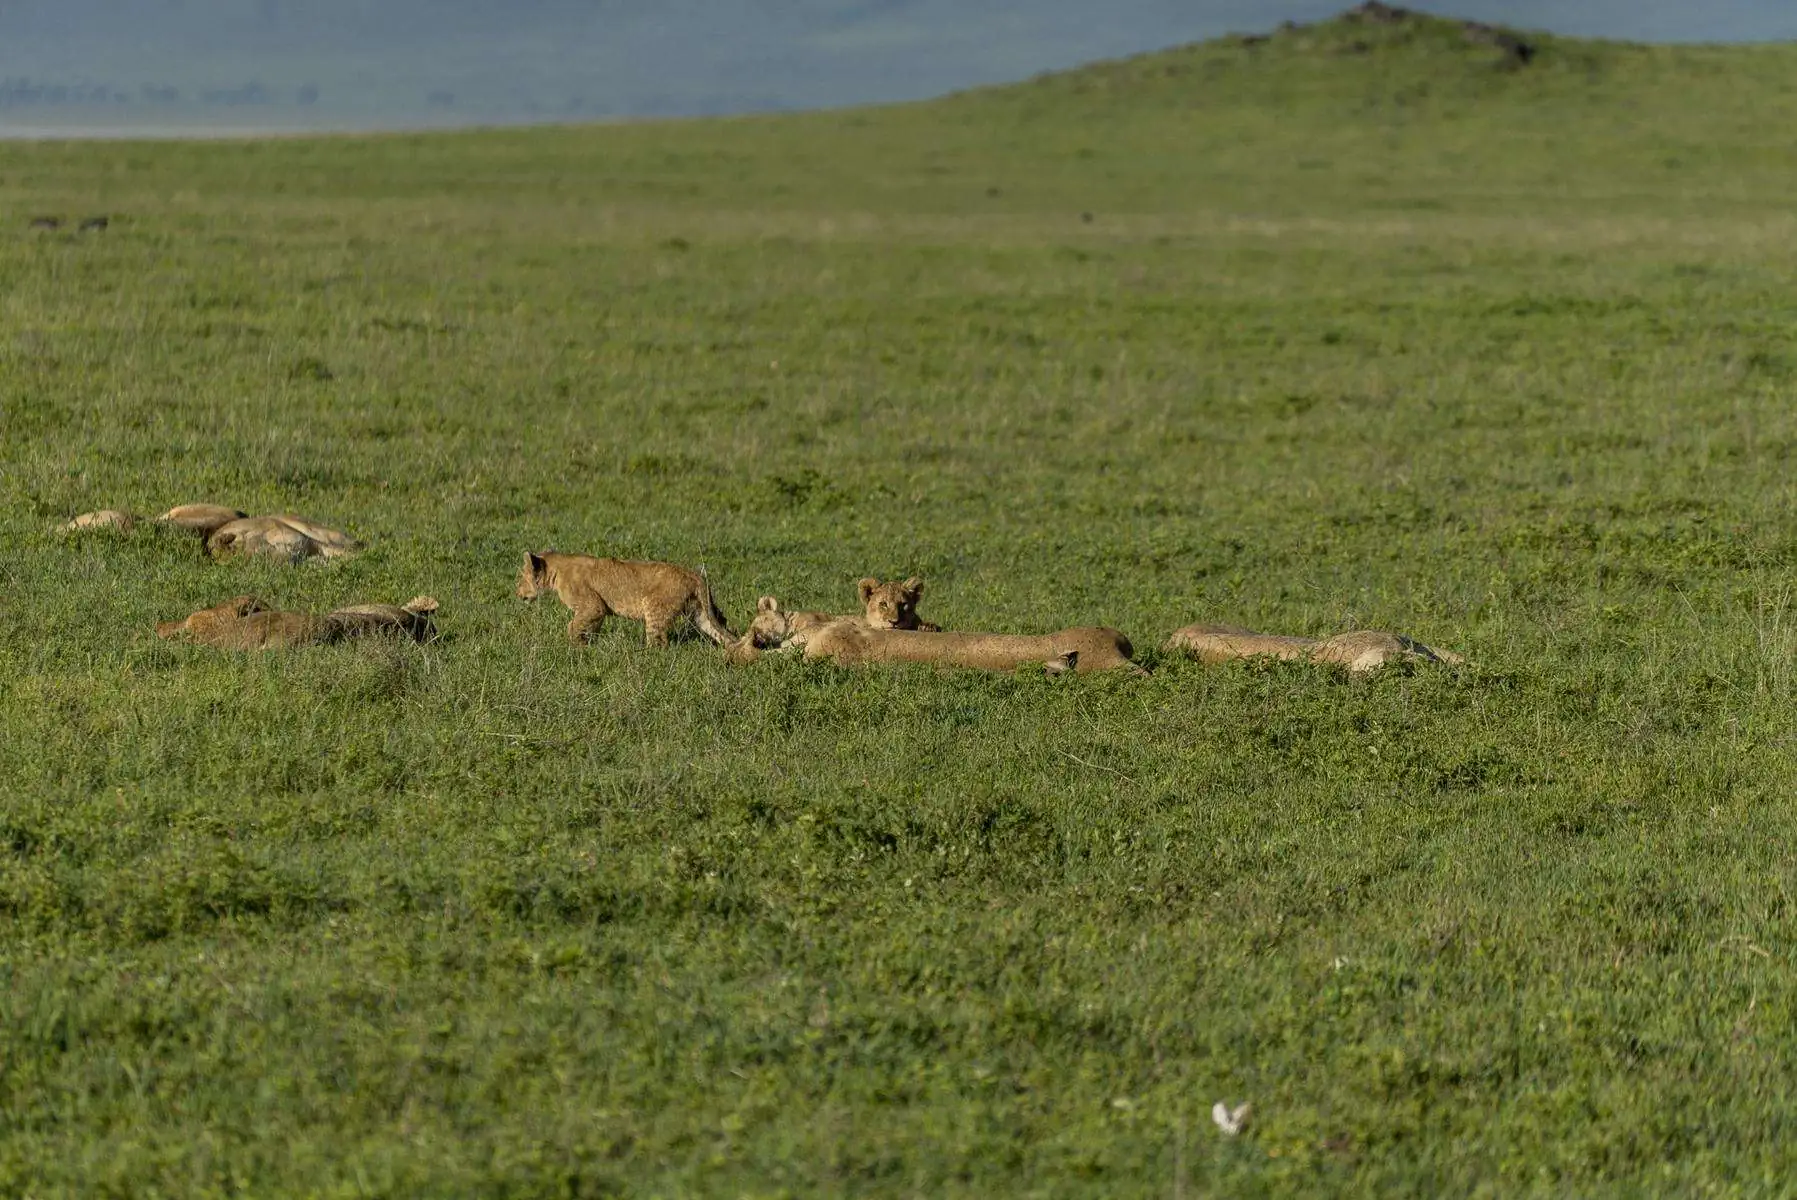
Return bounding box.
[157,595,439,649]
[855,577,940,632]
[734,620,1137,674]
[736,578,939,653]
[57,509,138,534]
[202,514,361,563]
[1165,622,1464,673]
[516,550,734,647]
[158,504,248,534]
[57,502,357,562]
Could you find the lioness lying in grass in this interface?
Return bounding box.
[58,503,248,536]
[731,616,1137,674]
[58,502,359,562]
[1165,622,1464,673]
[516,550,735,647]
[201,513,361,563]
[156,595,439,649]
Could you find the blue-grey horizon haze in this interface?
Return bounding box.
[1,1,1794,135]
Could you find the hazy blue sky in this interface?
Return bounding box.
[1,1,1794,133]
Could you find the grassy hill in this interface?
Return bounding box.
[7,6,1797,1193]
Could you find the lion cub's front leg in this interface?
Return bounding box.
[566,604,609,644]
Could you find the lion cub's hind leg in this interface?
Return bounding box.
[641,607,676,648]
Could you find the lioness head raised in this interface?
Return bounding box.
[516,551,551,600]
[857,576,924,629]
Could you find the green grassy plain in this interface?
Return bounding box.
[7,10,1797,1194]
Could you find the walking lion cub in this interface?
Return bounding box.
[516,551,734,647]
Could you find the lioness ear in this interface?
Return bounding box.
[901,576,923,600]
[856,577,877,604]
[758,595,779,614]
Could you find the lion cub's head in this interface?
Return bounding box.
[745,595,798,648]
[857,576,925,629]
[516,551,551,600]
[727,595,812,664]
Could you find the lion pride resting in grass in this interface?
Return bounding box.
[1165,622,1464,673]
[157,595,439,649]
[516,551,735,647]
[58,502,359,562]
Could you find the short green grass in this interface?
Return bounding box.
[7,11,1797,1194]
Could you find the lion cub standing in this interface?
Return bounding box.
[516,551,735,647]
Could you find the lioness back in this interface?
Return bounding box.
[325,596,441,643]
[206,514,359,563]
[1164,622,1317,664]
[156,595,268,642]
[1165,621,1464,673]
[159,603,324,649]
[158,504,248,535]
[1309,630,1465,672]
[803,624,1135,673]
[158,595,441,649]
[57,509,137,534]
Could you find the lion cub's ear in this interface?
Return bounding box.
[525,551,547,579]
[757,595,780,614]
[856,577,878,604]
[900,576,924,600]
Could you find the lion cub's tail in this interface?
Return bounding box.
[693,566,737,648]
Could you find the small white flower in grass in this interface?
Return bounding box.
[1212,1101,1251,1137]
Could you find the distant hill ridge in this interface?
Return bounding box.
[1018,3,1563,97]
[7,1,1797,139]
[1,1,1783,135]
